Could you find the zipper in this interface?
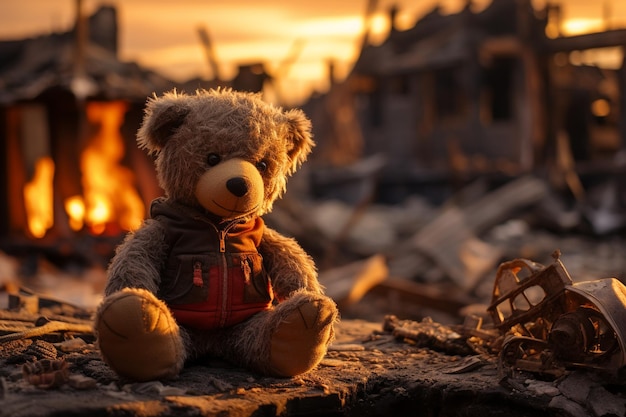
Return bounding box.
[218,230,226,253]
[219,244,228,327]
[214,220,239,327]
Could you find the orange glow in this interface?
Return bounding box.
[23,156,55,238]
[1,1,625,106]
[561,19,604,36]
[592,99,611,117]
[64,195,85,231]
[71,101,145,235]
[23,102,145,239]
[368,13,391,45]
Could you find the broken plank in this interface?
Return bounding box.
[369,277,475,315]
[411,176,547,289]
[459,175,548,235]
[319,254,388,307]
[412,205,503,290]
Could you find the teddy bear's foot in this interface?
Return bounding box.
[95,288,185,381]
[268,296,337,377]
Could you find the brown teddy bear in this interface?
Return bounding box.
[94,88,338,381]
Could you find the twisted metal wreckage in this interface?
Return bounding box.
[486,251,626,380]
[384,250,626,383]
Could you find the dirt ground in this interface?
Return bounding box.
[1,314,624,417]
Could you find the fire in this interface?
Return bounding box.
[23,156,55,238]
[67,101,145,235]
[64,196,85,232]
[23,100,146,238]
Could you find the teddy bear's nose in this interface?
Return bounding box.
[226,177,249,197]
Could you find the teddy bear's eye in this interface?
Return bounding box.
[207,153,221,166]
[256,161,268,173]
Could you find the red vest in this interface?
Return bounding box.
[151,198,273,330]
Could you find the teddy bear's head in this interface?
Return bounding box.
[136,88,314,220]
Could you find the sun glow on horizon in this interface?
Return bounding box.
[1,0,626,105]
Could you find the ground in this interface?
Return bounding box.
[2,316,620,417]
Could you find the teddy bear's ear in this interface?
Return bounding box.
[137,93,190,154]
[284,108,315,174]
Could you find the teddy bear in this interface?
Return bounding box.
[94,88,338,382]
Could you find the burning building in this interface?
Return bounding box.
[0,3,174,251]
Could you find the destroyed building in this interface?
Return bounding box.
[0,3,296,250]
[0,4,174,248]
[307,0,626,205]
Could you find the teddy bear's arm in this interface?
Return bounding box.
[259,227,322,299]
[104,219,169,296]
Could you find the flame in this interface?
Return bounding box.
[23,101,145,238]
[64,195,85,232]
[65,101,145,235]
[24,156,55,238]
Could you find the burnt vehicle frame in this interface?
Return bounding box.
[487,252,626,379]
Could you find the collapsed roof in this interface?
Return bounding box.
[0,6,174,104]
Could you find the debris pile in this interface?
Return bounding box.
[1,249,626,416]
[268,174,626,326]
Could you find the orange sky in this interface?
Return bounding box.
[2,0,626,105]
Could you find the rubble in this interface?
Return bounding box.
[411,175,547,289]
[22,358,70,389]
[1,307,625,417]
[383,314,476,356]
[1,243,625,417]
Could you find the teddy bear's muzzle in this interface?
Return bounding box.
[195,158,264,219]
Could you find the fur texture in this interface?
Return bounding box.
[137,88,314,215]
[95,88,338,381]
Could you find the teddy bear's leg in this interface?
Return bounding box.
[94,288,186,381]
[267,291,338,376]
[205,290,337,377]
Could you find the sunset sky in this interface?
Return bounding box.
[2,0,626,105]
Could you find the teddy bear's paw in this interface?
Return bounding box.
[95,288,185,381]
[268,297,337,377]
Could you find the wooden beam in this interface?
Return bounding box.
[319,254,388,307]
[410,176,547,289]
[0,107,8,237]
[5,107,28,236]
[544,29,626,52]
[619,53,626,152]
[370,277,475,315]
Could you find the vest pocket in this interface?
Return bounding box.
[238,253,273,304]
[161,254,212,304]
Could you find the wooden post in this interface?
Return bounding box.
[4,107,28,236]
[74,0,87,80]
[618,44,626,149]
[121,101,161,216]
[0,107,9,237]
[39,87,84,238]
